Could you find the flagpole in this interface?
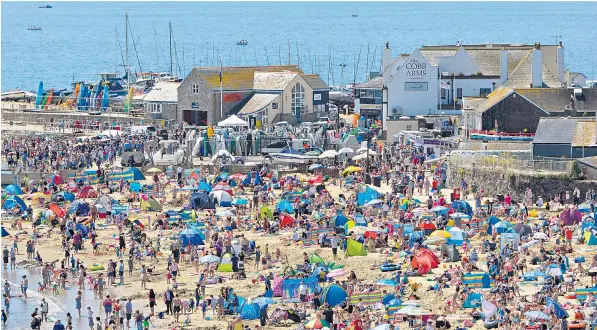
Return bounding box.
[220,58,223,120]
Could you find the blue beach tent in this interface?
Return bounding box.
[321,284,348,307]
[68,200,90,216]
[75,223,89,238]
[277,200,294,214]
[447,227,466,246]
[357,187,380,206]
[545,297,568,319]
[128,167,146,180]
[4,184,23,195]
[333,212,349,227]
[1,227,10,238]
[52,191,75,203]
[2,195,27,211]
[179,228,205,247]
[198,181,212,192]
[451,200,473,216]
[463,292,482,308]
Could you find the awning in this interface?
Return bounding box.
[238,94,278,115]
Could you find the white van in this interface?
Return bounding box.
[130,125,157,136]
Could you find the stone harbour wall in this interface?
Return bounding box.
[448,165,596,201]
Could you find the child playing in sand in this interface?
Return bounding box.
[38,282,45,292]
[51,280,59,295]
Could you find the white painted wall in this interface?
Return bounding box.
[532,48,543,88]
[387,50,439,116]
[436,48,480,76]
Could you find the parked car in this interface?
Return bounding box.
[121,151,149,167]
[260,140,291,155]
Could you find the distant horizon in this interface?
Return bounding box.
[2,1,596,91]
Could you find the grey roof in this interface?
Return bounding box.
[462,97,487,111]
[503,52,562,88]
[472,87,515,114]
[419,50,458,65]
[253,72,298,90]
[238,93,278,115]
[354,76,383,89]
[142,82,180,102]
[301,74,329,90]
[533,118,579,144]
[517,88,597,113]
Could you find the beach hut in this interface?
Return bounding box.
[584,231,597,245]
[77,185,97,198]
[211,190,233,207]
[2,195,27,211]
[179,228,205,247]
[140,197,162,211]
[346,238,367,256]
[4,184,23,195]
[280,214,295,228]
[321,284,348,307]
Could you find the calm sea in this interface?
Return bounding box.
[2,1,597,91]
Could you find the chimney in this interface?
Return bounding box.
[382,41,391,132]
[557,41,565,85]
[500,48,508,85]
[382,41,391,86]
[531,42,543,88]
[564,69,570,88]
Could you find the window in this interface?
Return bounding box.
[441,89,446,99]
[148,103,162,113]
[314,93,322,101]
[406,125,412,131]
[291,82,305,115]
[191,84,200,94]
[457,88,463,99]
[480,88,491,97]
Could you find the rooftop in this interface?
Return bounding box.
[142,82,180,102]
[301,74,329,90]
[192,65,302,90]
[354,76,383,89]
[533,117,596,144]
[238,94,279,115]
[253,71,298,90]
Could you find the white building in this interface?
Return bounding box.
[376,41,568,127]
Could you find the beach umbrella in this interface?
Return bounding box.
[450,212,470,219]
[411,207,428,214]
[230,173,246,180]
[521,240,540,249]
[326,269,346,278]
[198,255,221,264]
[513,223,532,236]
[318,150,338,159]
[1,226,9,238]
[365,199,383,207]
[338,148,355,155]
[429,230,451,239]
[525,311,550,320]
[252,297,277,307]
[342,166,362,176]
[305,319,331,329]
[309,164,323,171]
[533,232,548,240]
[146,168,162,174]
[376,279,399,287]
[430,205,449,214]
[493,221,514,234]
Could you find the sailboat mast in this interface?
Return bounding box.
[125,12,129,85]
[169,22,173,77]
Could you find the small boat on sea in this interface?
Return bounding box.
[39,4,52,8]
[236,40,248,46]
[28,26,42,31]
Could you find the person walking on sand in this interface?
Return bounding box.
[75,291,82,317]
[20,275,28,298]
[40,298,49,322]
[172,294,181,323]
[86,306,94,330]
[125,298,133,329]
[140,265,148,290]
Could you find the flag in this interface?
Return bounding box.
[481,297,497,318]
[123,87,133,113]
[219,61,223,83]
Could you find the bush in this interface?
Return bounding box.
[569,160,582,179]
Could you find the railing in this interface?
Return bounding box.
[449,153,573,173]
